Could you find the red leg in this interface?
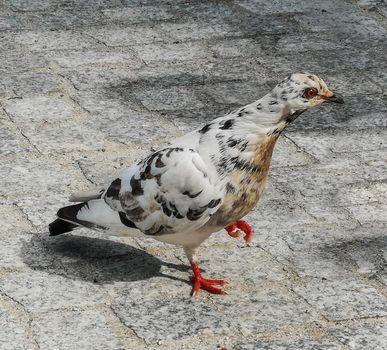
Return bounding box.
[225,220,253,243]
[190,262,228,296]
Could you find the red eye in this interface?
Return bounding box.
[303,87,318,99]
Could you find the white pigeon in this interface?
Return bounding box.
[49,73,344,296]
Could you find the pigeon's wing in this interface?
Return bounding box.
[104,147,224,235]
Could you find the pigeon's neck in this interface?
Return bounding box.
[239,93,301,136]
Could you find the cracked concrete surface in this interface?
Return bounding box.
[0,0,386,349]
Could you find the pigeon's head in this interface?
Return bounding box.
[270,72,344,123]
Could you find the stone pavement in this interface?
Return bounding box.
[0,0,386,349]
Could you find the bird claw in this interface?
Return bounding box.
[225,220,253,243]
[190,262,228,296]
[191,276,228,296]
[228,230,240,238]
[225,223,240,238]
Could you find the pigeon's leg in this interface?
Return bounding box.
[184,247,228,296]
[225,220,253,243]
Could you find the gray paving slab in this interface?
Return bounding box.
[235,339,343,350]
[50,48,141,68]
[0,298,35,350]
[0,0,386,349]
[24,10,108,30]
[32,309,123,350]
[0,51,48,72]
[112,295,231,344]
[102,5,174,24]
[0,156,89,197]
[0,271,108,312]
[21,121,108,154]
[0,71,61,97]
[293,279,387,321]
[0,204,32,234]
[0,233,33,269]
[0,120,25,155]
[14,30,99,51]
[332,322,387,350]
[2,95,75,122]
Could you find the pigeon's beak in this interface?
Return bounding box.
[320,90,344,104]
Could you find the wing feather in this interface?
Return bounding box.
[104,147,225,236]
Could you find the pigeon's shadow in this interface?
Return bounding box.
[21,233,189,284]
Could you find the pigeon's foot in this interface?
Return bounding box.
[190,262,228,296]
[225,220,253,243]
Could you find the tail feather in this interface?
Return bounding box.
[50,200,123,236]
[57,202,88,222]
[49,202,90,236]
[56,202,103,230]
[49,219,78,236]
[49,199,142,238]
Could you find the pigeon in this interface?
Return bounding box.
[49,73,344,296]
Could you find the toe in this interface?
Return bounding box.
[202,278,228,285]
[228,230,240,238]
[201,282,226,294]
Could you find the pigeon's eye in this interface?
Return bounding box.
[303,87,318,99]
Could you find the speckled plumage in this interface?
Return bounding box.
[49,72,343,295]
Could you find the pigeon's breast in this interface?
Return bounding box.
[208,134,278,227]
